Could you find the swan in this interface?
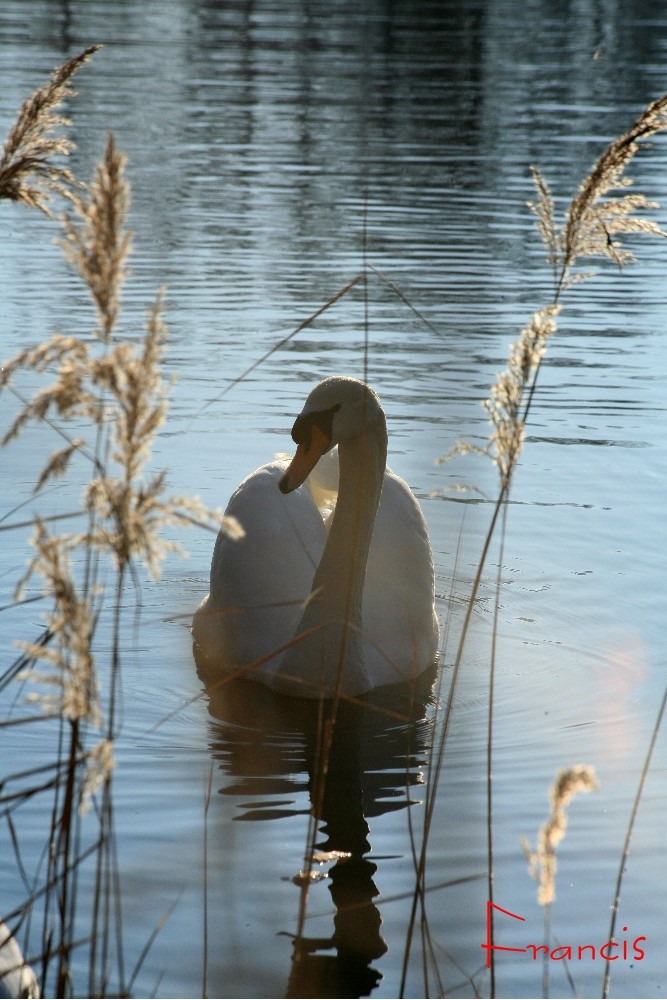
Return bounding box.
[192,376,439,698]
[0,922,39,999]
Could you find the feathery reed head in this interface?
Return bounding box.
[530,95,667,292]
[60,132,131,341]
[484,305,560,484]
[1,135,237,583]
[441,97,667,488]
[522,764,598,906]
[79,738,115,815]
[16,519,100,727]
[0,45,100,215]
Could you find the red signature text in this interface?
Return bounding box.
[481,901,646,968]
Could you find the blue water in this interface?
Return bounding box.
[1,2,667,997]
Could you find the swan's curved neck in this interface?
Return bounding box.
[313,413,387,618]
[276,411,387,697]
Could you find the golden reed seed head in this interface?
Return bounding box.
[0,45,100,215]
[523,764,598,906]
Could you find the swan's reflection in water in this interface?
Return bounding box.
[205,667,437,998]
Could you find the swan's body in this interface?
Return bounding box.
[192,377,439,698]
[0,922,39,999]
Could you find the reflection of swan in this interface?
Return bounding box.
[193,376,439,698]
[204,672,436,998]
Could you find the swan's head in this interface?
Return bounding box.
[279,376,384,494]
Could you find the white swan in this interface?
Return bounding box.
[0,922,39,999]
[192,376,439,698]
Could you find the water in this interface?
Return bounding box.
[1,1,667,997]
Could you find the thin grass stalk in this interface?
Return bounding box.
[194,273,364,421]
[39,712,67,995]
[486,500,509,999]
[95,799,113,997]
[601,678,667,999]
[65,781,85,997]
[542,902,552,999]
[399,503,498,996]
[399,489,505,997]
[110,816,126,995]
[88,568,126,997]
[362,192,370,385]
[125,899,177,998]
[107,567,126,741]
[202,765,212,999]
[419,904,431,998]
[92,781,120,998]
[5,814,31,894]
[367,263,442,337]
[54,718,81,997]
[88,823,104,998]
[405,677,444,996]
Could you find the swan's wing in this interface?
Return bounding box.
[197,461,325,680]
[362,467,440,686]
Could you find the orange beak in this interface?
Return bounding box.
[279,423,330,494]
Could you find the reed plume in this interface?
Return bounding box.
[522,765,598,906]
[0,135,238,577]
[14,519,98,725]
[531,95,667,294]
[483,304,560,486]
[61,131,130,340]
[442,95,667,484]
[0,45,100,215]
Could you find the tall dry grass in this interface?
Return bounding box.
[408,96,667,999]
[0,50,231,998]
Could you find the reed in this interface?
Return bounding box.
[521,766,598,998]
[400,95,667,998]
[0,46,100,215]
[0,51,229,998]
[522,765,599,909]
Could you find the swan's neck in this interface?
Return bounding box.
[276,413,387,697]
[312,415,387,621]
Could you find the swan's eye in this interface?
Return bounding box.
[291,403,340,449]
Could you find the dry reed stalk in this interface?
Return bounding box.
[0,63,239,991]
[416,97,667,996]
[0,46,100,215]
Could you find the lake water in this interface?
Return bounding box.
[1,1,667,997]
